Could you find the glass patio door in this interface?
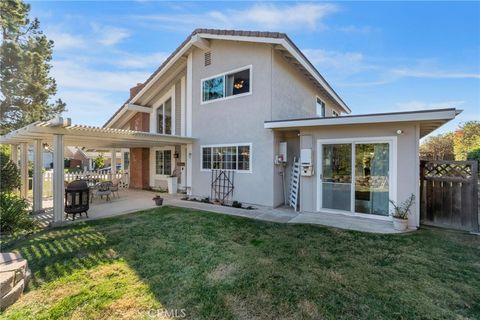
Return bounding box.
[354,143,390,216]
[320,141,391,217]
[321,144,352,211]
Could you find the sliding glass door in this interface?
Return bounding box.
[319,140,392,217]
[354,143,389,216]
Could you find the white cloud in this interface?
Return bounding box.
[51,60,149,92]
[116,51,170,69]
[303,49,368,73]
[137,3,338,31]
[336,25,378,33]
[91,24,131,46]
[58,90,124,126]
[392,68,480,79]
[395,100,465,111]
[48,31,85,50]
[303,48,480,87]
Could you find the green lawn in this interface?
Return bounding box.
[2,206,479,319]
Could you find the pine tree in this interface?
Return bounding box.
[0,0,66,134]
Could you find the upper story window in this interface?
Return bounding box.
[316,97,326,117]
[157,97,172,135]
[202,66,251,103]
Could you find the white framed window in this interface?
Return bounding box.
[316,97,326,117]
[155,150,172,175]
[201,143,252,172]
[157,97,172,135]
[201,66,252,104]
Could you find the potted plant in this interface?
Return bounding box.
[152,195,163,206]
[389,194,415,231]
[167,175,177,194]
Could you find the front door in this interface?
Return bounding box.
[318,138,395,217]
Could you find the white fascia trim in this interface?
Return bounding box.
[197,33,350,113]
[130,38,194,105]
[264,109,458,129]
[125,103,152,113]
[105,107,128,128]
[130,32,349,114]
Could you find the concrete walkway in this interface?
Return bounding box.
[166,197,401,234]
[37,190,402,233]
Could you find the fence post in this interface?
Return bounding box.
[471,161,479,232]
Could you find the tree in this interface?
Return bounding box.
[420,132,454,160]
[0,145,20,193]
[467,148,480,163]
[94,154,105,170]
[0,0,65,134]
[453,121,480,160]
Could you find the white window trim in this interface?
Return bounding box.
[151,86,175,135]
[200,65,252,105]
[200,142,252,173]
[150,146,176,182]
[316,136,397,221]
[316,97,326,117]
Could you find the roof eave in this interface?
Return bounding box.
[263,108,460,137]
[117,29,351,121]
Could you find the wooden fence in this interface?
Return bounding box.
[420,160,479,232]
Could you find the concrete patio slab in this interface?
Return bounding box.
[37,189,404,233]
[289,212,401,234]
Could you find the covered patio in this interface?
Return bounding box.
[0,117,194,226]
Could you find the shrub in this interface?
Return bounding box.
[0,150,20,193]
[466,148,480,162]
[0,193,38,235]
[389,194,415,220]
[232,201,242,208]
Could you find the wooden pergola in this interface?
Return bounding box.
[0,117,194,225]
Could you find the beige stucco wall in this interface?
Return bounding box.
[189,40,276,206]
[298,122,420,227]
[271,50,342,120]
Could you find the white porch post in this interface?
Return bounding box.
[10,144,18,166]
[32,139,43,212]
[19,143,28,198]
[186,143,193,195]
[111,149,117,177]
[53,134,65,225]
[120,150,125,171]
[186,52,193,137]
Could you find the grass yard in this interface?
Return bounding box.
[1,206,479,319]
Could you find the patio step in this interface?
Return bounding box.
[0,252,23,264]
[0,252,31,311]
[0,259,28,282]
[0,279,25,311]
[0,272,15,296]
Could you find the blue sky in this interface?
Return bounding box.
[28,1,479,135]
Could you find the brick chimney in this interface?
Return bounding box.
[129,83,145,99]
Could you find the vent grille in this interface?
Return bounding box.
[204,52,211,66]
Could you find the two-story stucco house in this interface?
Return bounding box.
[100,29,459,229]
